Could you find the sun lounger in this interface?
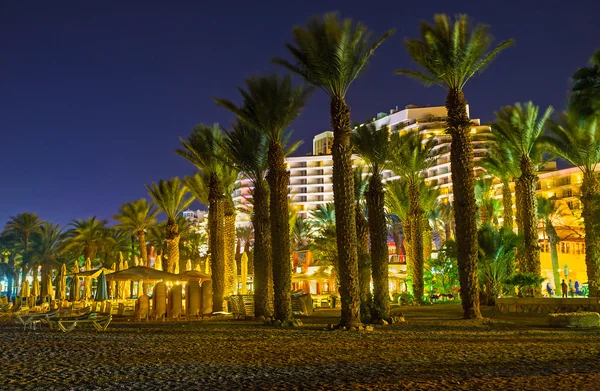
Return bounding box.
[15,310,59,330]
[50,312,112,332]
[135,295,150,321]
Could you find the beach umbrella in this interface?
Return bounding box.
[134,255,139,266]
[55,264,67,300]
[194,262,201,272]
[45,274,54,299]
[70,274,80,301]
[84,257,92,300]
[123,259,131,298]
[32,278,40,298]
[233,258,239,294]
[186,259,192,271]
[20,280,30,298]
[107,266,182,282]
[174,259,180,275]
[117,253,124,299]
[154,254,162,271]
[205,256,210,275]
[95,271,108,302]
[110,263,116,298]
[240,252,248,294]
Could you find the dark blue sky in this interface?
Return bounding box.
[2,0,599,227]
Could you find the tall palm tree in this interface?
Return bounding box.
[4,212,43,281]
[352,124,390,321]
[30,223,65,297]
[215,74,311,323]
[492,102,552,287]
[63,217,112,262]
[389,131,437,304]
[569,51,600,123]
[146,178,194,274]
[177,123,238,311]
[481,149,520,231]
[113,199,158,268]
[538,197,571,296]
[352,166,372,323]
[274,13,393,327]
[396,14,513,318]
[222,121,272,317]
[543,111,600,296]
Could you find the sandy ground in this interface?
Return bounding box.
[1,304,599,390]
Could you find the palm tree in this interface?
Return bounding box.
[308,203,338,274]
[63,217,112,262]
[4,212,43,281]
[222,121,272,318]
[538,197,571,297]
[352,124,390,321]
[274,13,393,327]
[29,223,65,298]
[389,131,437,304]
[492,102,552,288]
[113,199,158,268]
[0,231,21,300]
[396,14,513,318]
[146,178,194,274]
[474,173,501,227]
[569,51,600,123]
[352,166,372,323]
[178,124,239,308]
[481,149,520,231]
[543,111,600,296]
[215,74,310,323]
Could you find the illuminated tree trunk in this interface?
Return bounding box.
[208,173,225,312]
[253,181,272,318]
[356,203,372,323]
[408,182,424,305]
[519,156,541,296]
[446,88,481,319]
[267,142,293,322]
[330,96,360,327]
[545,221,561,296]
[581,173,600,297]
[367,171,389,321]
[224,200,237,296]
[501,178,513,231]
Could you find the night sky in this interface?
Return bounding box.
[2,0,599,227]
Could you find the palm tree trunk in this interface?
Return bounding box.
[165,219,180,274]
[138,231,148,267]
[423,221,432,262]
[266,142,293,322]
[404,220,413,294]
[408,182,424,305]
[224,200,237,296]
[330,96,360,327]
[208,173,226,312]
[366,172,389,321]
[546,222,561,297]
[252,180,272,318]
[519,157,541,296]
[581,174,600,298]
[446,88,481,319]
[501,178,513,231]
[356,203,372,323]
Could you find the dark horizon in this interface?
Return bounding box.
[2,0,599,227]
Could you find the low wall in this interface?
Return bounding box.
[495,298,600,313]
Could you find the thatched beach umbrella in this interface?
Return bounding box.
[83,257,93,299]
[240,252,248,295]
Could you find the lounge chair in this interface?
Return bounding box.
[50,312,112,332]
[169,285,183,320]
[135,295,150,321]
[15,310,59,330]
